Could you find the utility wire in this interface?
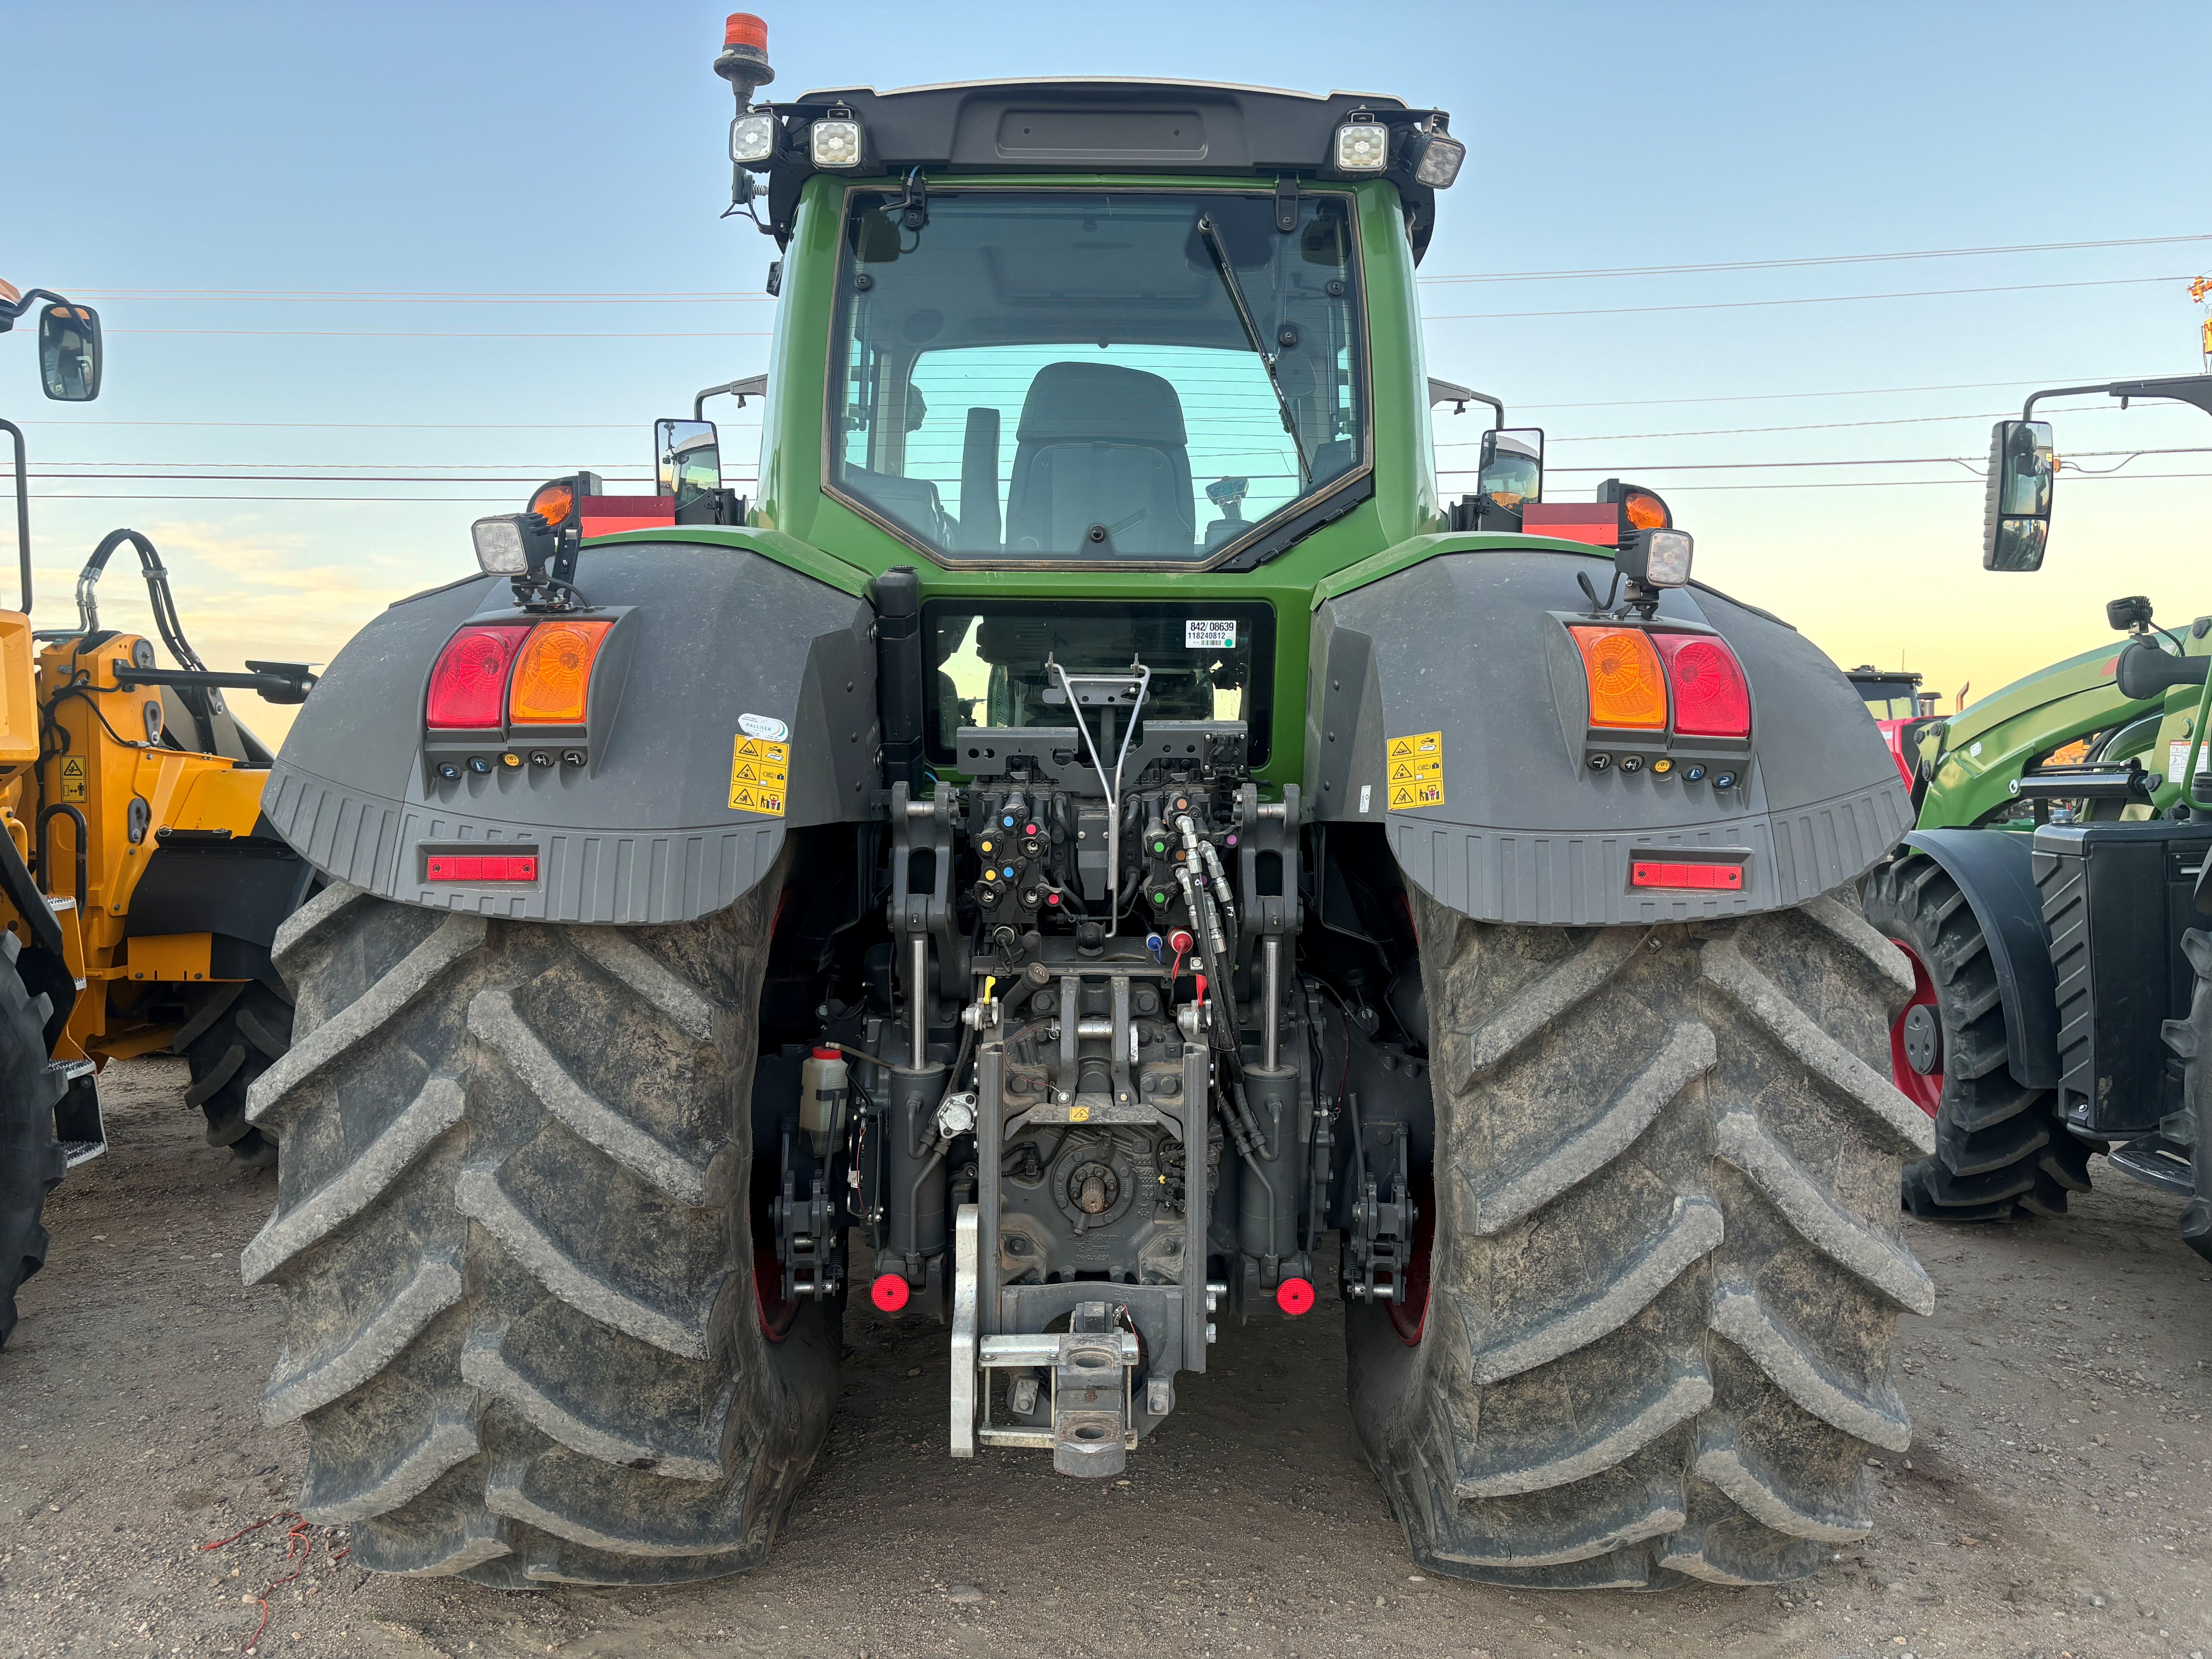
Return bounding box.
[86,275,2197,335]
[57,234,2212,301]
[1416,232,2212,284]
[23,471,2196,505]
[1422,273,2189,324]
[4,378,2157,427]
[108,327,771,339]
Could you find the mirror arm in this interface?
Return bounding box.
[694,379,751,420]
[2024,376,2212,422]
[0,419,26,613]
[0,287,72,328]
[1465,391,1504,428]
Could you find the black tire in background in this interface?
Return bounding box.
[175,979,294,1169]
[241,869,838,1586]
[1348,889,1934,1589]
[1,930,67,1350]
[2159,930,2212,1265]
[1861,853,2093,1220]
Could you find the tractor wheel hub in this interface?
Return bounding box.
[1902,1003,1942,1075]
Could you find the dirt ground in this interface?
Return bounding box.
[3,1058,2208,1659]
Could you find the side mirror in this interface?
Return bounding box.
[654,418,722,514]
[1983,419,2054,571]
[38,303,101,401]
[1477,427,1544,510]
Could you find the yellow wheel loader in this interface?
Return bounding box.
[0,280,315,1348]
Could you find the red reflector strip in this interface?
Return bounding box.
[1632,860,1743,891]
[425,853,539,883]
[1521,503,1619,546]
[580,495,676,537]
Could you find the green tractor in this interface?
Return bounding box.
[1863,374,2212,1245]
[236,15,1927,1590]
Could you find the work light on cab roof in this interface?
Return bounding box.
[708,10,1463,235]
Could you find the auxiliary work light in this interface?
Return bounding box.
[730,112,780,167]
[1333,116,1390,173]
[1620,528,1695,591]
[471,514,554,577]
[1401,118,1465,189]
[810,112,865,169]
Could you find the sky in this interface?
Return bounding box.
[5,0,2210,745]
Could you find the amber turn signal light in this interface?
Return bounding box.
[1570,626,1668,730]
[527,479,577,531]
[508,619,612,725]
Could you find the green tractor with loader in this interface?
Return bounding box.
[238,17,1929,1590]
[1863,374,2212,1250]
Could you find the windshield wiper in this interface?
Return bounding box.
[1195,215,1310,489]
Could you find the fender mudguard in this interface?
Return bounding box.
[261,542,879,925]
[1892,828,2059,1089]
[124,816,313,981]
[1307,548,1911,924]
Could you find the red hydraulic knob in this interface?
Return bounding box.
[871,1273,911,1312]
[1276,1277,1316,1316]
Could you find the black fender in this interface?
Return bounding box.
[123,816,313,982]
[260,541,879,926]
[1307,547,1911,924]
[1891,827,2060,1089]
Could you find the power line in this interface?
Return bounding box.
[70,289,775,305]
[1498,378,2120,412]
[24,470,2202,505]
[1422,273,2189,325]
[24,473,658,484]
[108,328,771,340]
[14,417,763,430]
[56,234,2212,302]
[1439,445,2212,477]
[6,378,2171,430]
[1416,232,2212,285]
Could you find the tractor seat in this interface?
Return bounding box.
[1005,362,1195,556]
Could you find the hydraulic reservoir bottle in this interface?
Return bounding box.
[800,1046,849,1154]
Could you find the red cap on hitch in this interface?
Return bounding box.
[871,1273,911,1313]
[1276,1277,1316,1316]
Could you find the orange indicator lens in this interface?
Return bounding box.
[527,479,577,530]
[1623,491,1670,531]
[1570,626,1668,730]
[508,619,611,725]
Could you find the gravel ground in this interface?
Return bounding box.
[3,1057,2208,1658]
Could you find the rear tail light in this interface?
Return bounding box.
[1653,633,1752,738]
[1569,626,1668,730]
[509,619,612,725]
[426,625,529,728]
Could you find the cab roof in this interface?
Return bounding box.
[762,77,1447,253]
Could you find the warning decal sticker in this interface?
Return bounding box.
[1384,730,1445,811]
[729,734,790,817]
[59,756,87,803]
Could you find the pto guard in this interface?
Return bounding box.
[260,542,879,924]
[1308,548,1911,923]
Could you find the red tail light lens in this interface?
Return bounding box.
[1653,633,1751,738]
[426,625,529,728]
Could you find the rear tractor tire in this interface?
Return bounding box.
[1348,888,1935,1588]
[1860,853,2092,1220]
[2158,930,2212,1265]
[176,980,295,1169]
[241,873,838,1585]
[1,930,67,1350]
